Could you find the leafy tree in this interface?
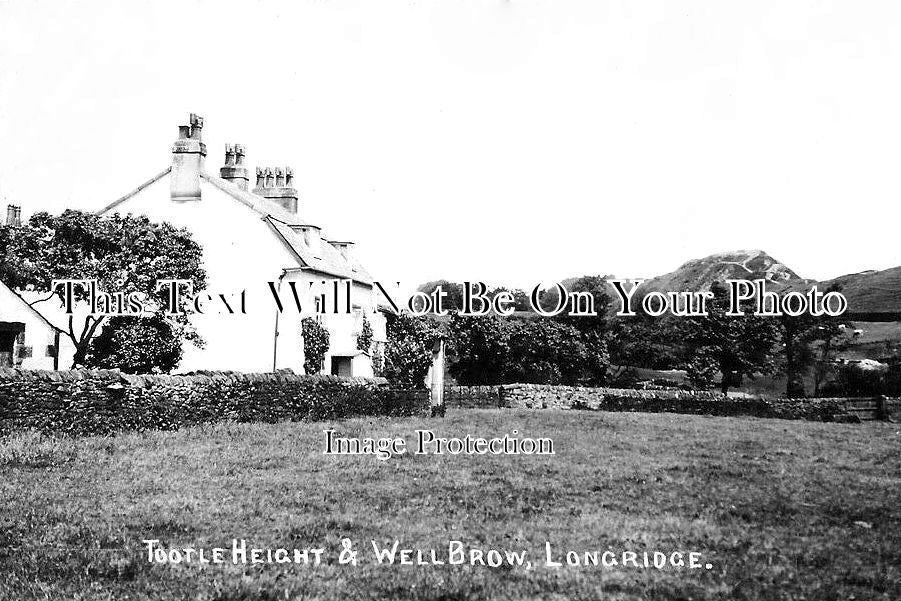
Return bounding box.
[779,312,819,398]
[0,210,206,369]
[302,317,330,374]
[447,313,511,385]
[489,286,531,312]
[581,329,612,385]
[507,319,590,385]
[416,280,465,311]
[777,284,852,397]
[677,282,780,395]
[555,275,612,331]
[84,315,182,374]
[811,316,854,397]
[608,312,678,372]
[382,312,440,388]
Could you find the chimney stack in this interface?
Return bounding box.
[171,113,206,202]
[5,205,21,226]
[252,164,299,213]
[220,144,249,190]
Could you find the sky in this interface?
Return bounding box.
[1,0,900,290]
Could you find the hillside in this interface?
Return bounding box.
[816,266,901,318]
[642,249,807,293]
[418,250,901,319]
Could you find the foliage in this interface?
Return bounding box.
[778,312,820,398]
[0,370,427,437]
[810,323,854,397]
[382,312,440,388]
[778,284,851,397]
[356,313,373,352]
[447,313,512,385]
[416,280,465,311]
[608,311,679,372]
[677,282,780,394]
[301,317,330,375]
[506,319,588,384]
[555,275,612,332]
[83,314,182,374]
[821,362,888,397]
[448,313,611,386]
[0,210,206,368]
[489,286,531,311]
[371,342,385,377]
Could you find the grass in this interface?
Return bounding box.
[0,410,899,600]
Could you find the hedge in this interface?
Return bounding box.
[0,369,428,437]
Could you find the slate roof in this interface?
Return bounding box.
[100,169,373,284]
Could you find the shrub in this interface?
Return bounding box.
[0,370,428,437]
[356,314,373,351]
[382,313,439,388]
[84,315,183,374]
[302,318,330,375]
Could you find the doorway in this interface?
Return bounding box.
[0,322,24,368]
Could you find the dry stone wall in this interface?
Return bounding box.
[448,383,887,422]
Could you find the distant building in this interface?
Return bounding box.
[95,113,385,375]
[0,265,75,370]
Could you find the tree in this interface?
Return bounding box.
[489,286,531,312]
[302,317,330,374]
[779,312,819,398]
[382,312,440,388]
[0,210,206,369]
[776,284,852,397]
[416,280,465,311]
[555,275,612,331]
[506,318,591,385]
[608,311,678,373]
[83,315,182,374]
[677,282,780,395]
[447,313,511,385]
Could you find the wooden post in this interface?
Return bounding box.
[430,338,446,417]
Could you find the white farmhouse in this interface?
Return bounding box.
[97,114,386,376]
[0,236,76,370]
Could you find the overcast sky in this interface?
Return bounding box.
[1,0,899,289]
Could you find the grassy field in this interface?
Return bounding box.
[0,410,899,600]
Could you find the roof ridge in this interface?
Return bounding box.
[97,167,171,214]
[1,283,64,334]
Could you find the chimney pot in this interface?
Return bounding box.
[219,143,249,190]
[252,165,299,213]
[6,205,19,226]
[189,113,204,140]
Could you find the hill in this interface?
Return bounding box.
[816,266,901,319]
[641,249,808,294]
[417,250,901,319]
